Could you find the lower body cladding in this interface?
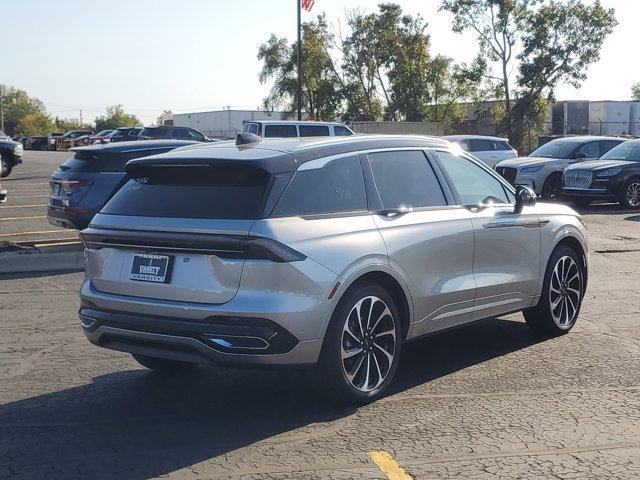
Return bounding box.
[78,253,339,366]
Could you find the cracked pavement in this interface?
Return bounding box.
[0,207,639,479]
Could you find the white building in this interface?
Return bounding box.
[172,109,287,139]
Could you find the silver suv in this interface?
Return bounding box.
[79,135,588,404]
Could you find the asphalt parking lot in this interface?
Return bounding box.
[0,151,76,244]
[0,186,639,478]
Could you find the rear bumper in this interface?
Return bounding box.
[80,306,322,367]
[48,204,95,230]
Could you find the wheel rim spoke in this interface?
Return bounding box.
[549,255,582,327]
[341,296,396,393]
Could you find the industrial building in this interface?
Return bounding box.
[172,109,288,139]
[549,100,639,136]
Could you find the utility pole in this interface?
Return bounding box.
[79,109,83,125]
[296,0,302,120]
[0,85,4,132]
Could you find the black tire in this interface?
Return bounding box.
[132,354,197,372]
[317,281,402,405]
[620,177,640,209]
[1,158,12,178]
[524,245,584,336]
[541,173,562,201]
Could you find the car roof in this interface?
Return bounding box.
[443,135,509,142]
[71,139,199,153]
[249,120,346,126]
[544,136,626,144]
[126,135,453,174]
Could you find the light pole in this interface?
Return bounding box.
[296,0,302,121]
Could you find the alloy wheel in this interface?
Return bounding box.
[549,256,582,327]
[626,182,640,207]
[341,296,397,392]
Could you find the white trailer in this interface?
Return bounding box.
[589,101,632,136]
[172,109,287,139]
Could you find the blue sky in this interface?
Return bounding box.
[2,0,638,125]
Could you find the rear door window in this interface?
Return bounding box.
[599,140,623,156]
[492,140,512,151]
[103,165,271,219]
[264,124,298,138]
[272,155,366,217]
[469,139,495,152]
[299,125,330,137]
[334,126,353,136]
[367,150,447,209]
[189,129,206,141]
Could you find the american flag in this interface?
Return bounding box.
[301,0,314,12]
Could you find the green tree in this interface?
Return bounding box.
[630,82,640,101]
[94,105,141,131]
[0,85,48,135]
[17,112,55,136]
[441,0,616,150]
[513,0,616,149]
[157,109,172,126]
[54,117,92,132]
[258,15,342,120]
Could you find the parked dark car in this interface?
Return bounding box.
[26,136,48,150]
[106,127,142,143]
[48,140,199,229]
[563,138,640,209]
[0,179,6,203]
[51,130,94,150]
[138,126,210,142]
[0,130,24,177]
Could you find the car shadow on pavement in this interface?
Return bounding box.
[625,214,640,222]
[0,316,540,479]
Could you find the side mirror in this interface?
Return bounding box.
[514,185,536,214]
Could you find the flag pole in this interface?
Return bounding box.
[296,0,303,120]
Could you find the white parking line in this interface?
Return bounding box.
[0,230,71,238]
[0,216,46,221]
[0,204,46,208]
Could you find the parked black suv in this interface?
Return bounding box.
[0,130,24,177]
[138,126,210,142]
[563,138,640,209]
[48,140,198,229]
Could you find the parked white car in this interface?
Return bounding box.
[241,121,354,138]
[443,135,517,168]
[495,136,626,200]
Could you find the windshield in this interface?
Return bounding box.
[530,140,581,159]
[96,130,112,136]
[600,142,640,162]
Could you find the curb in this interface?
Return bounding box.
[0,242,84,274]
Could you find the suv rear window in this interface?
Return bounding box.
[264,125,297,138]
[272,155,366,216]
[103,165,270,219]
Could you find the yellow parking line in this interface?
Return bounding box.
[0,204,46,208]
[0,216,46,221]
[369,451,413,480]
[0,230,71,238]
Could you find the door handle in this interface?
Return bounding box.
[375,207,413,218]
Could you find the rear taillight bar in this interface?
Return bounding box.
[80,228,306,263]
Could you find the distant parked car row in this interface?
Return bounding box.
[492,135,639,209]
